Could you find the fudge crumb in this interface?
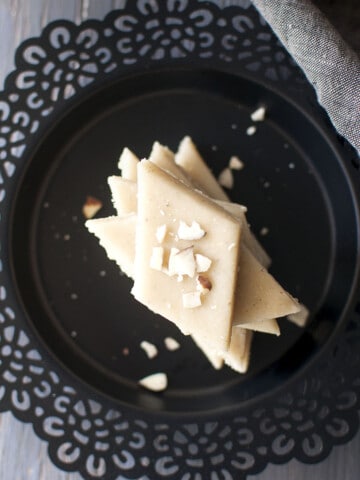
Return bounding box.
[260,227,269,236]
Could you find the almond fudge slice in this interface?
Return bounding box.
[118,147,139,181]
[132,160,241,353]
[85,215,276,371]
[175,136,229,201]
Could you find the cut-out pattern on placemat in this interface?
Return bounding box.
[0,1,359,479]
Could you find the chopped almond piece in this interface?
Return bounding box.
[140,340,158,359]
[218,168,234,189]
[156,224,167,244]
[196,275,212,293]
[195,253,212,273]
[251,106,266,122]
[82,196,103,219]
[173,247,196,278]
[164,337,180,351]
[138,373,168,391]
[229,156,244,170]
[177,220,205,241]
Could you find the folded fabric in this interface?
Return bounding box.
[251,0,360,153]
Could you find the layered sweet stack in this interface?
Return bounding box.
[86,137,307,374]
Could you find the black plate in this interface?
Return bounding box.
[1,2,360,479]
[10,68,358,413]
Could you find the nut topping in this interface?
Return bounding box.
[177,220,205,240]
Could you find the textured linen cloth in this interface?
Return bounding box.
[251,0,360,153]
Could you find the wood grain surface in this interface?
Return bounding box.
[0,1,359,479]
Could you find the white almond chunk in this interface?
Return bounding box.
[150,247,164,271]
[182,291,202,309]
[218,168,234,189]
[246,126,257,136]
[195,253,212,273]
[138,372,168,392]
[164,337,180,351]
[156,224,167,244]
[250,106,266,122]
[82,196,103,219]
[196,275,212,294]
[177,220,205,240]
[167,247,180,276]
[229,156,244,170]
[173,247,196,278]
[140,340,158,359]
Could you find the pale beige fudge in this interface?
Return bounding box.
[223,328,253,373]
[85,216,252,370]
[85,215,136,278]
[108,170,270,269]
[108,176,137,215]
[197,327,252,372]
[86,217,283,339]
[118,147,139,181]
[85,215,274,370]
[287,303,309,327]
[233,245,300,326]
[107,172,280,336]
[240,318,280,335]
[175,136,229,201]
[217,200,271,268]
[133,160,241,354]
[149,142,193,186]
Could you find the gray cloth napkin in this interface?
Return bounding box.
[251,0,360,153]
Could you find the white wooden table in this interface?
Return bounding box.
[1,1,359,479]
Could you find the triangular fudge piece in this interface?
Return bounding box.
[217,200,271,268]
[132,160,241,353]
[240,318,280,335]
[108,176,137,215]
[233,245,300,325]
[149,142,192,186]
[224,328,253,373]
[118,147,139,181]
[85,215,136,278]
[175,136,229,201]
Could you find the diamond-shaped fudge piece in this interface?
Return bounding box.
[132,160,241,353]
